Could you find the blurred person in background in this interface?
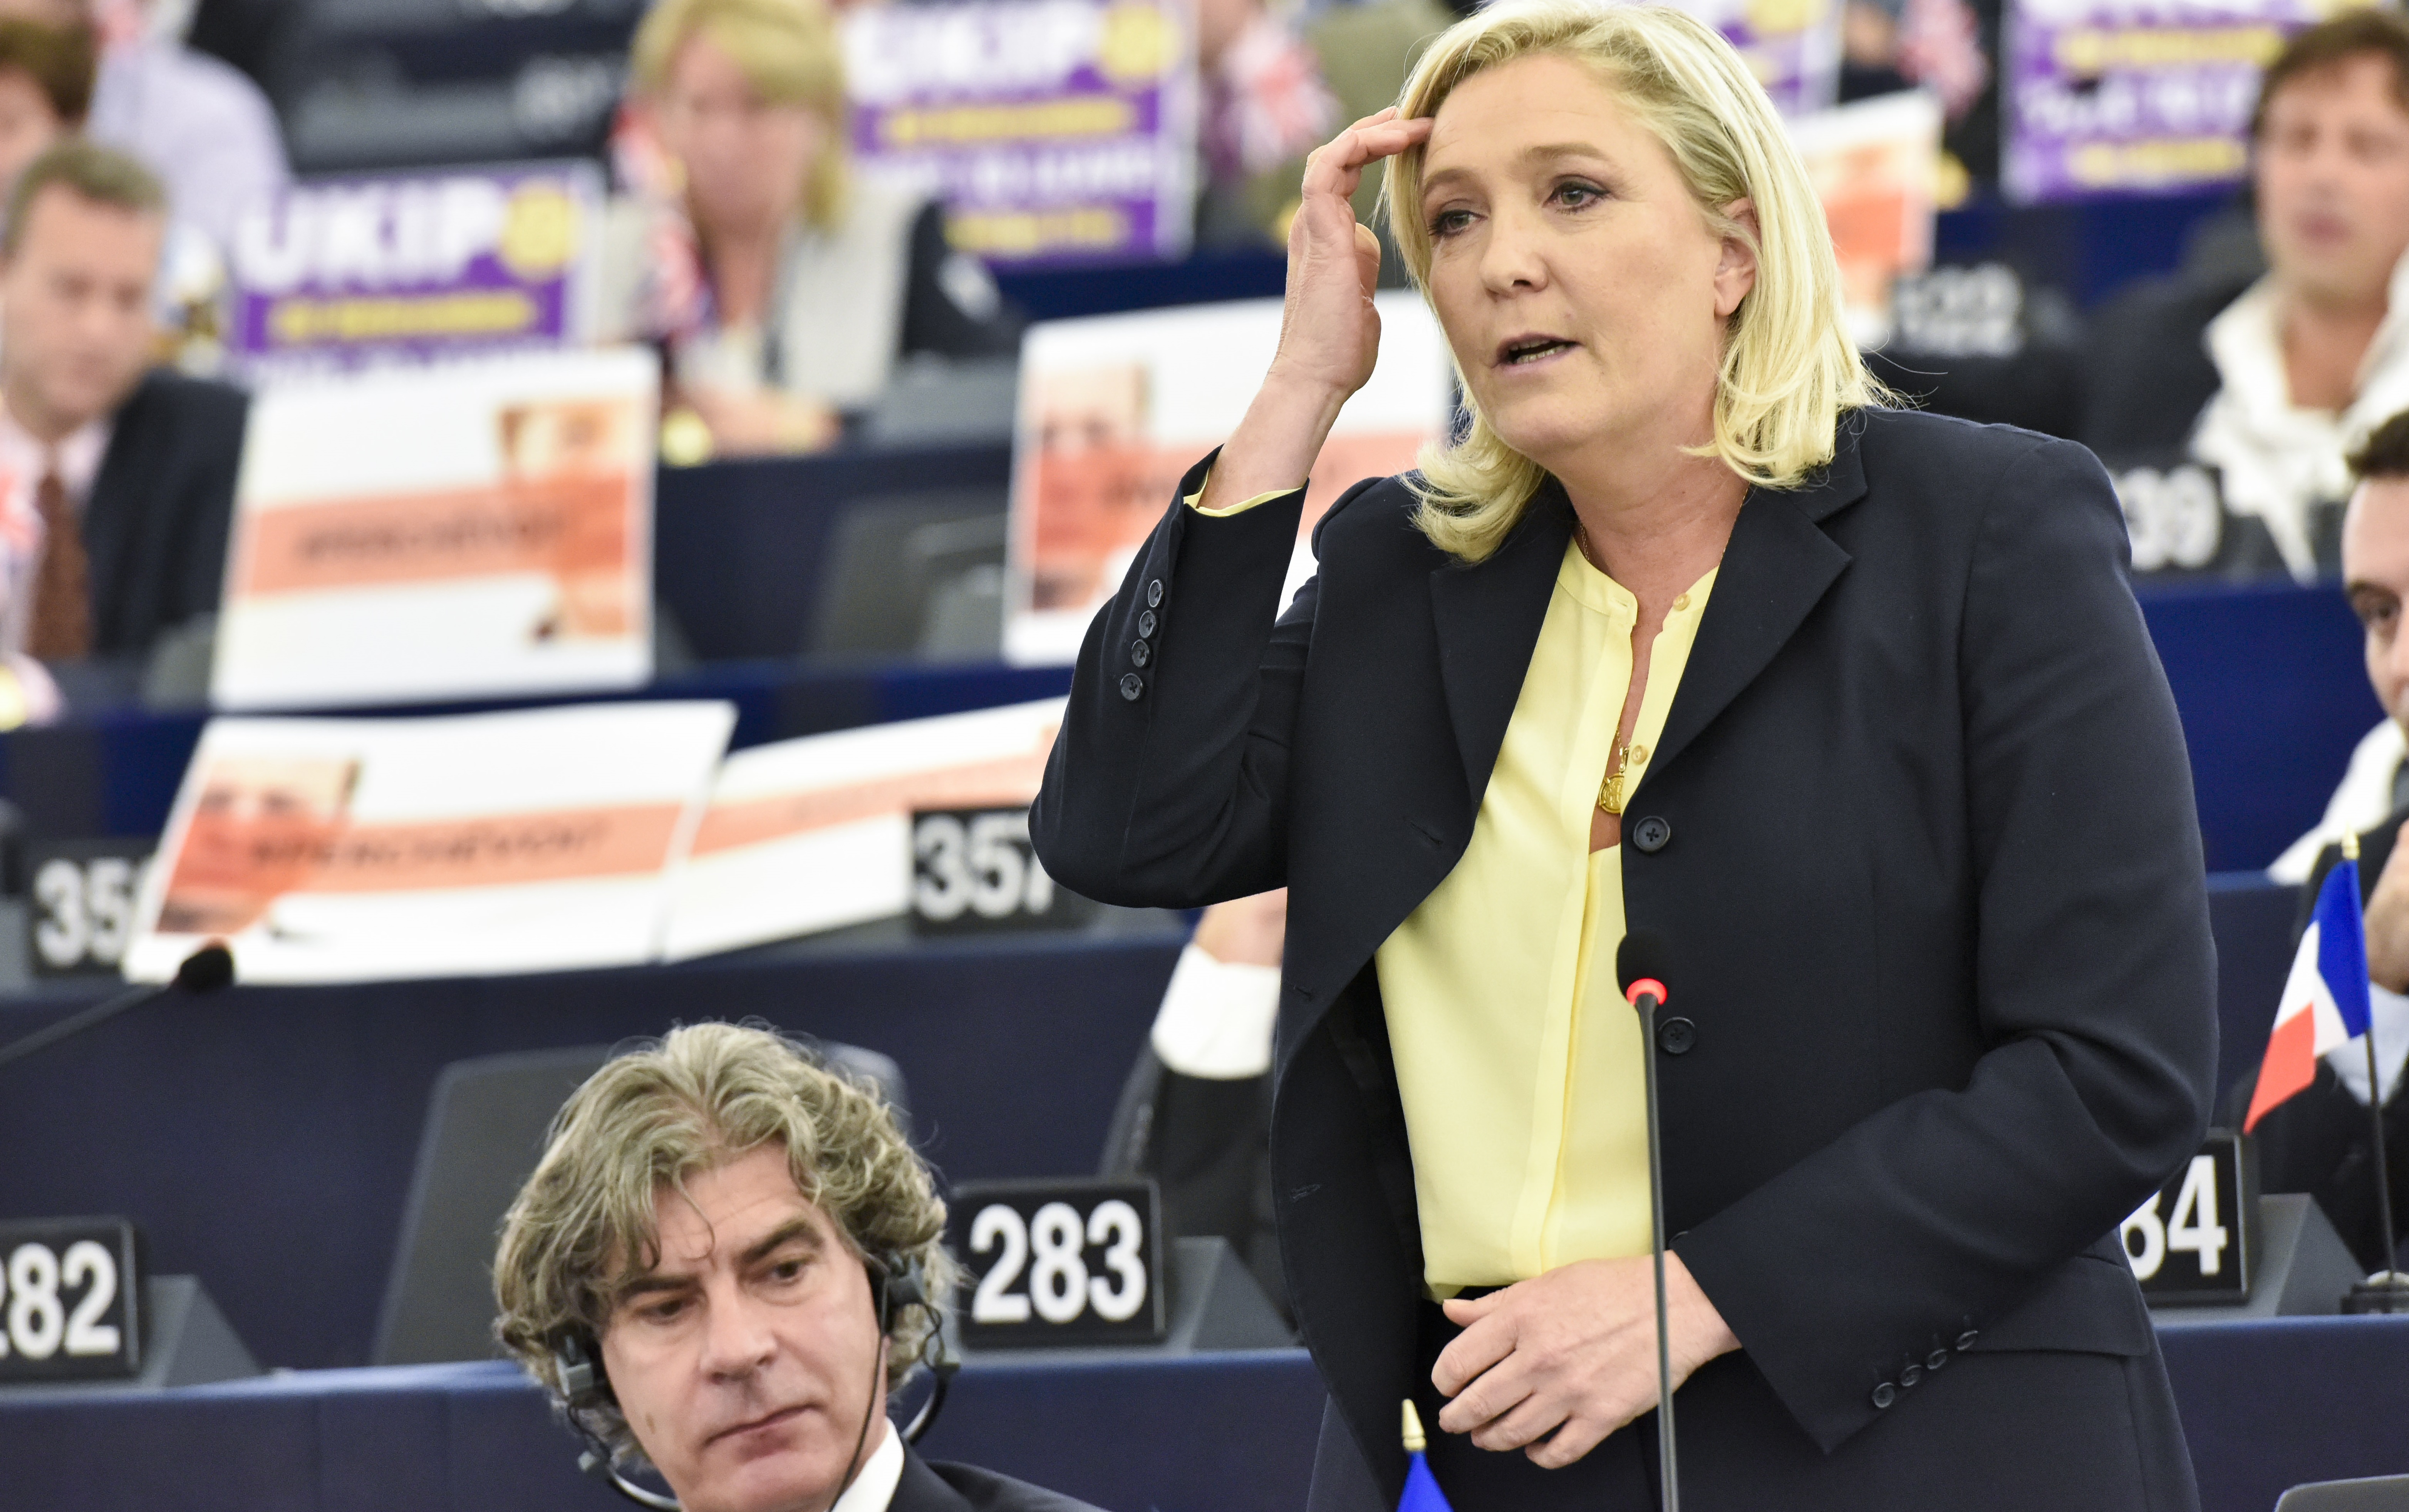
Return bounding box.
[2280,405,2409,878]
[0,16,89,209]
[1837,0,1991,184]
[2249,410,2409,1274]
[2084,10,2409,581]
[1108,887,1289,1314]
[1192,0,1336,246]
[603,0,1022,459]
[0,0,283,248]
[0,141,244,727]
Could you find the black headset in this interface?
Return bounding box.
[552,1249,959,1511]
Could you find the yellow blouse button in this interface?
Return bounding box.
[1629,743,1650,765]
[1673,593,1691,611]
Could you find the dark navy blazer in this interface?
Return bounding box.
[1032,408,2217,1511]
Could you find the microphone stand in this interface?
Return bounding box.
[0,944,236,1071]
[2348,1018,2407,1312]
[1630,979,1680,1512]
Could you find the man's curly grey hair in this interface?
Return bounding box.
[492,1021,959,1468]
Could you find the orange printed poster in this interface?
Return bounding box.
[1006,293,1454,664]
[1788,90,1943,348]
[662,699,1065,960]
[210,347,660,710]
[124,701,735,985]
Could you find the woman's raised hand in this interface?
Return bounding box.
[1271,107,1433,398]
[1198,108,1434,512]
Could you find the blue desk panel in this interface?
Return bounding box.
[0,878,2308,1373]
[2,1317,2403,1512]
[0,923,1184,1370]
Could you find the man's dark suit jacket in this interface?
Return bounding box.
[1032,408,2218,1511]
[895,1445,1101,1511]
[82,368,248,660]
[2235,811,2409,1271]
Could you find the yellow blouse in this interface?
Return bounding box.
[1376,543,1716,1288]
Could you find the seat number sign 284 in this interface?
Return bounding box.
[0,1217,142,1381]
[945,1179,1165,1348]
[2120,1132,2249,1304]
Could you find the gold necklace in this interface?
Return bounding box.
[1597,743,1634,814]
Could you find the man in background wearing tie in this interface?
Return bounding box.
[0,137,244,725]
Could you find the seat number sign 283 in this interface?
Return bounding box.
[0,1217,142,1381]
[945,1179,1165,1348]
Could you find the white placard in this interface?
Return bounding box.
[123,701,735,985]
[663,699,1065,960]
[1005,292,1453,665]
[211,347,659,710]
[1787,90,1944,349]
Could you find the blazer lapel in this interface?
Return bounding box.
[889,1445,974,1512]
[1427,477,1574,810]
[1644,422,1868,786]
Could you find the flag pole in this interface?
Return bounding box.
[2347,833,2403,1306]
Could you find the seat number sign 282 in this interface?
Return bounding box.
[0,1217,142,1381]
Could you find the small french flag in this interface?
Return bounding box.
[2246,847,2377,1132]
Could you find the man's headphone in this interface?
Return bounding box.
[552,1250,959,1512]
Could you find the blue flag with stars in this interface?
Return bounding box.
[1398,1401,1454,1512]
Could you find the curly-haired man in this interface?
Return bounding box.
[495,1021,1099,1512]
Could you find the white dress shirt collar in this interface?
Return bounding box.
[829,1417,906,1512]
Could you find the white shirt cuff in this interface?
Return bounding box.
[1149,943,1281,1079]
[2327,983,2409,1107]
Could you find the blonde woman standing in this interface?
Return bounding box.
[1032,3,2215,1509]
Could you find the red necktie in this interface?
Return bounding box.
[26,472,90,661]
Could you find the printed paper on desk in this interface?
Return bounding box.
[1004,293,1451,665]
[211,348,658,710]
[122,701,736,985]
[1788,91,1943,349]
[664,699,1066,960]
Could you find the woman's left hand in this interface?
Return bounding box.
[1433,1252,1740,1468]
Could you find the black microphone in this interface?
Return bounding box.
[1616,929,1680,1512]
[0,943,236,1072]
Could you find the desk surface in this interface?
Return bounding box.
[0,1314,2401,1512]
[0,448,2386,871]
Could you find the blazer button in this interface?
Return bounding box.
[1899,1364,1923,1389]
[1146,579,1164,608]
[1956,1329,1980,1351]
[1119,673,1144,701]
[1130,640,1151,667]
[1138,609,1158,637]
[1631,815,1671,852]
[1871,1382,1897,1410]
[1656,1016,1697,1055]
[1926,1348,1951,1371]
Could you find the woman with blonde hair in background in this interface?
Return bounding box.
[602,0,1021,457]
[1032,2,2216,1507]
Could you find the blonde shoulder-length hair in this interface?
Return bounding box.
[631,0,850,232]
[1379,0,1885,563]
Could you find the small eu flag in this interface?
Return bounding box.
[1399,1400,1454,1512]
